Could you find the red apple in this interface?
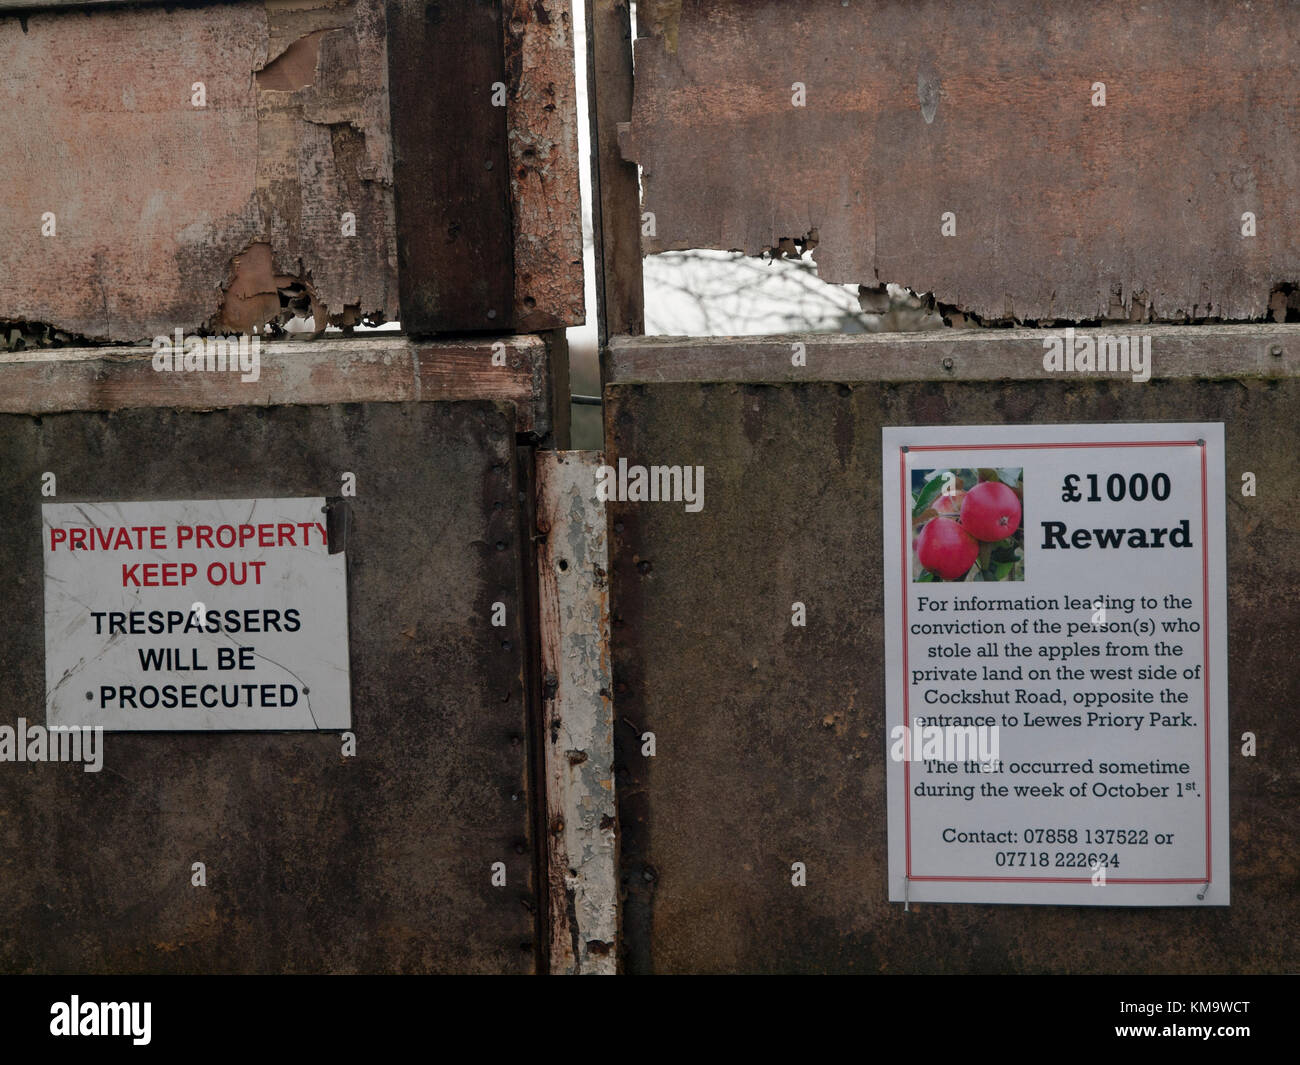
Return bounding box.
[916,517,979,580]
[960,481,1022,542]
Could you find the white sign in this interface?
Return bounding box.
[43,498,350,730]
[882,424,1229,906]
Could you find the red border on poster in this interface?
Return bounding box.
[898,440,1212,885]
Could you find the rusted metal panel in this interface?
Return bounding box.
[388,0,514,334]
[0,401,537,972]
[606,346,1299,973]
[0,335,554,437]
[506,0,586,332]
[0,0,398,342]
[623,0,1300,323]
[536,451,617,974]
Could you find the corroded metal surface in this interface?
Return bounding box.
[0,402,536,972]
[623,0,1300,323]
[607,369,1299,973]
[537,451,616,974]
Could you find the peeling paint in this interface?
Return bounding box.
[215,242,327,335]
[537,451,617,975]
[0,0,396,341]
[256,28,331,91]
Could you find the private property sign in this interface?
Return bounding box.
[43,498,350,730]
[882,424,1230,906]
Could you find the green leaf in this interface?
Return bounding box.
[977,468,999,483]
[994,561,1014,580]
[913,475,947,518]
[916,571,934,583]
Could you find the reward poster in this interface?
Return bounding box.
[882,424,1229,906]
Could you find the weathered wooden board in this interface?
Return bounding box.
[607,325,1300,384]
[589,0,645,342]
[388,0,513,334]
[0,0,584,339]
[0,402,537,973]
[536,451,616,974]
[506,0,587,332]
[623,0,1300,323]
[0,335,556,436]
[606,336,1299,973]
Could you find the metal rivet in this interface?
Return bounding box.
[1270,344,1283,357]
[487,309,497,320]
[942,356,954,371]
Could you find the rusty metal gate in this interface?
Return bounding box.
[591,1,1300,973]
[0,0,598,975]
[2,0,1299,977]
